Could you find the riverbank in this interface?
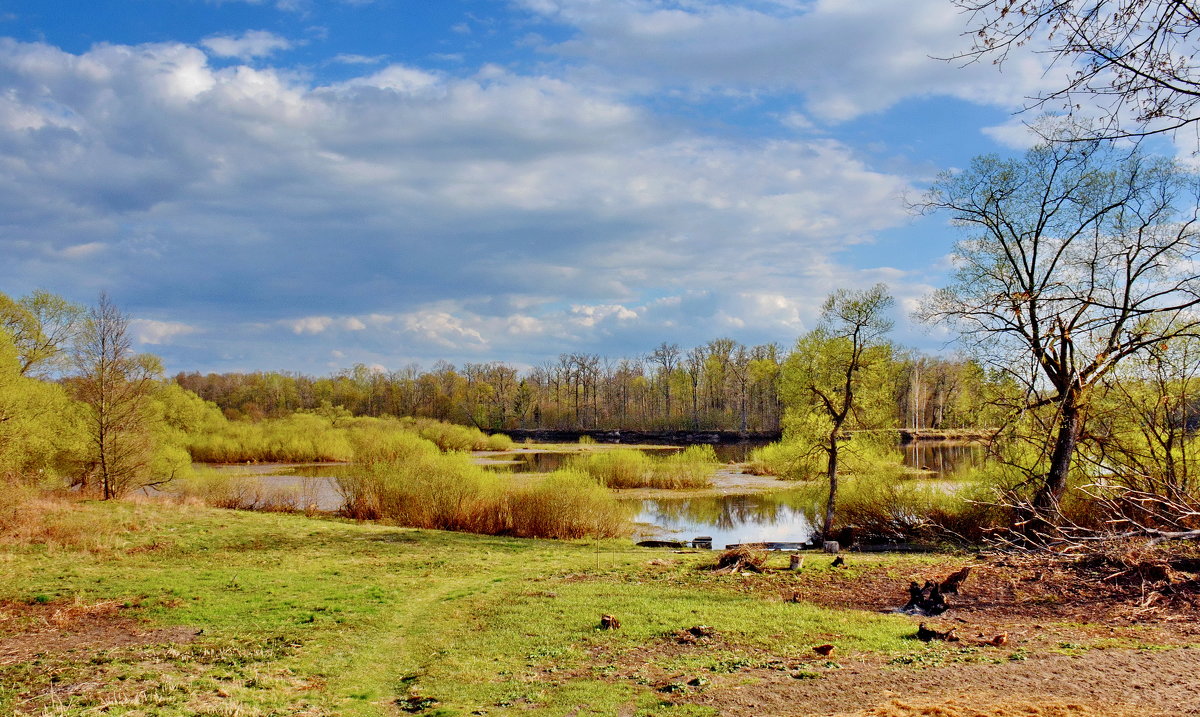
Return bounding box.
[3,500,1196,716]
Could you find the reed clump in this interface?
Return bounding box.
[568,447,716,489]
[655,445,719,488]
[339,430,625,538]
[506,470,628,539]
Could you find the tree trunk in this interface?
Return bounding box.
[1035,399,1081,511]
[823,437,839,538]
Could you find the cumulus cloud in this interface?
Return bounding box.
[201,30,293,60]
[513,0,1059,122]
[0,34,944,372]
[331,53,386,65]
[282,316,368,334]
[131,319,199,344]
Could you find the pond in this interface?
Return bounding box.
[629,491,816,549]
[483,440,985,478]
[181,439,985,547]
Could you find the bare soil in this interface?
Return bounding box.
[0,598,196,666]
[615,554,1200,716]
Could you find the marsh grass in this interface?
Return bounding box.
[568,446,717,489]
[170,467,320,513]
[0,482,152,552]
[340,431,627,538]
[506,470,629,539]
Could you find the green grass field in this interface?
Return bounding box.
[0,501,930,716]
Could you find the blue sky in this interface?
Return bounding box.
[0,0,1078,373]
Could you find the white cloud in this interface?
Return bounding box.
[399,311,489,350]
[53,242,107,259]
[285,316,335,335]
[515,0,1059,122]
[331,53,386,65]
[201,30,293,60]
[131,319,199,344]
[0,36,943,372]
[282,316,368,334]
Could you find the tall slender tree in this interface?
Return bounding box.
[783,284,896,539]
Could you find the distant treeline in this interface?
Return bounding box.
[174,340,997,432]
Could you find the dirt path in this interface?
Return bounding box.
[684,647,1200,716]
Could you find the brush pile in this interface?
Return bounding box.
[713,544,767,574]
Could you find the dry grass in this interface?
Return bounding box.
[0,483,150,552]
[341,431,627,538]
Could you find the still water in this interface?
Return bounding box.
[630,492,815,548]
[190,440,983,546]
[485,440,984,478]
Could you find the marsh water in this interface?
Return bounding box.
[188,440,984,547]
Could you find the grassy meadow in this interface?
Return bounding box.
[0,498,937,717]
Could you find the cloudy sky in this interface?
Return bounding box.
[0,0,1071,374]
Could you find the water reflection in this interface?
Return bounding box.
[632,491,816,548]
[902,441,985,475]
[484,440,984,477]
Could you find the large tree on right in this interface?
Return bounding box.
[955,0,1200,141]
[921,138,1200,512]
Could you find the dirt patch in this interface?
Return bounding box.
[760,554,1200,649]
[681,647,1200,716]
[0,599,196,665]
[592,555,1200,715]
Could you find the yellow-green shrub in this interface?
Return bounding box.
[506,470,628,538]
[568,447,715,489]
[342,431,626,538]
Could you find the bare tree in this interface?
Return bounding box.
[72,294,162,499]
[649,342,681,420]
[920,138,1200,512]
[954,0,1200,141]
[684,346,707,429]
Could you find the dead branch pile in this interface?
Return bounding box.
[989,486,1200,556]
[713,545,767,574]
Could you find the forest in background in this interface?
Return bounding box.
[173,345,997,434]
